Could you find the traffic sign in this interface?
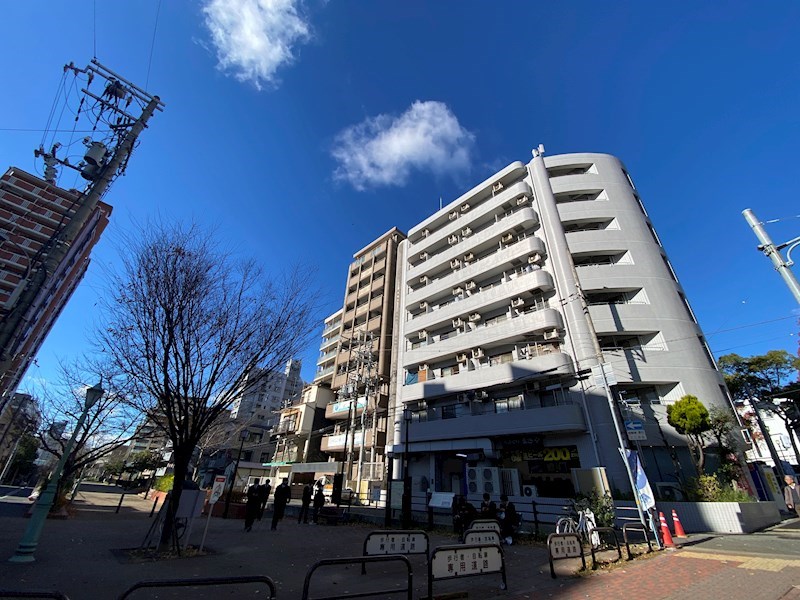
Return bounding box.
[210,475,227,504]
[625,419,646,441]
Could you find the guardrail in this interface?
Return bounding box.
[303,555,412,600]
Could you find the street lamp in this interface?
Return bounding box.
[222,429,249,519]
[401,407,412,529]
[9,383,104,563]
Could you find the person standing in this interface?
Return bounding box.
[498,494,519,545]
[784,474,800,518]
[298,483,313,524]
[312,483,325,524]
[244,483,261,532]
[271,477,291,530]
[258,479,271,521]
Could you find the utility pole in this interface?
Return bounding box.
[0,60,164,383]
[743,208,800,305]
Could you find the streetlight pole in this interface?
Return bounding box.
[401,408,412,529]
[9,383,104,563]
[223,430,249,519]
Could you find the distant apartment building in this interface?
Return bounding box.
[392,150,731,501]
[230,359,304,425]
[0,392,39,478]
[0,168,111,400]
[314,310,342,386]
[321,228,406,493]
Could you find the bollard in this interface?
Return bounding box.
[116,493,126,514]
[149,496,159,518]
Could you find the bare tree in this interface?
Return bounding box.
[31,358,140,508]
[97,222,317,550]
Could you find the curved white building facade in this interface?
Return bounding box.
[393,150,729,499]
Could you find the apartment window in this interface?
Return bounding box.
[547,163,596,178]
[573,251,633,267]
[554,189,606,203]
[562,218,618,233]
[634,193,648,216]
[646,222,662,246]
[661,255,679,282]
[622,168,636,190]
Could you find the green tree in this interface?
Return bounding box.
[103,457,127,479]
[718,350,800,464]
[667,395,710,472]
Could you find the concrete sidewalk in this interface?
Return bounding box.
[0,490,798,599]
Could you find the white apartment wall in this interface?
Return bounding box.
[392,149,732,497]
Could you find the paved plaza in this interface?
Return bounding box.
[0,485,799,599]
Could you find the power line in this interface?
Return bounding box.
[145,0,163,91]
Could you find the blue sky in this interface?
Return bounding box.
[2,1,799,390]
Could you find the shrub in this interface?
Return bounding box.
[579,490,616,527]
[154,474,174,492]
[688,474,754,502]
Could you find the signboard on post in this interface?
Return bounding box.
[210,475,227,504]
[624,419,646,441]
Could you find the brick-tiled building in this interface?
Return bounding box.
[0,167,111,399]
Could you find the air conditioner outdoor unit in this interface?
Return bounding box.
[450,259,462,269]
[462,227,472,237]
[449,211,459,221]
[448,235,459,245]
[419,275,429,284]
[452,287,464,296]
[466,466,501,495]
[463,252,474,262]
[452,318,464,328]
[511,297,525,308]
[543,329,559,340]
[476,390,489,400]
[502,233,514,243]
[419,252,429,260]
[492,182,504,194]
[457,353,469,362]
[421,228,430,238]
[419,301,429,310]
[528,254,542,264]
[472,348,484,358]
[468,313,481,322]
[516,195,529,205]
[522,484,538,498]
[460,203,470,212]
[465,280,476,290]
[419,330,428,340]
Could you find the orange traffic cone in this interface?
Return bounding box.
[659,511,675,548]
[671,509,687,537]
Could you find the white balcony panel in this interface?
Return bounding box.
[406,237,547,306]
[407,207,538,282]
[404,308,564,367]
[401,353,575,402]
[408,181,532,256]
[407,403,586,442]
[405,269,555,336]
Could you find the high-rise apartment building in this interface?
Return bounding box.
[320,228,406,490]
[230,359,304,425]
[314,309,342,386]
[392,150,731,499]
[0,168,111,401]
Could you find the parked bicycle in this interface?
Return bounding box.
[555,499,600,548]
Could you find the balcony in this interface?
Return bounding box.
[325,398,367,420]
[320,429,377,452]
[406,402,586,442]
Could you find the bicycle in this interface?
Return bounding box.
[555,499,600,548]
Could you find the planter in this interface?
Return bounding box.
[615,500,781,534]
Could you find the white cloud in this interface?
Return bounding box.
[331,101,475,191]
[202,0,311,89]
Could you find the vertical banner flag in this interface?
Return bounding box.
[625,449,655,511]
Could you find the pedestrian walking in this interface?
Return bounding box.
[312,482,325,523]
[271,477,291,530]
[298,483,313,523]
[244,483,261,532]
[784,474,800,518]
[258,479,271,521]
